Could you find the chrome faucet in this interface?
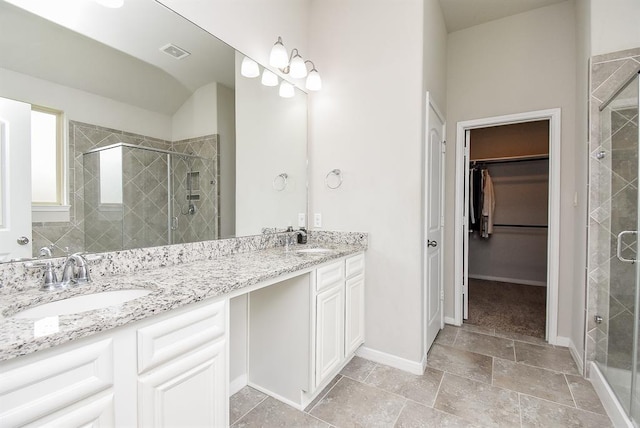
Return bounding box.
[61,253,91,285]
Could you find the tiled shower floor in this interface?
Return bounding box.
[230,324,612,427]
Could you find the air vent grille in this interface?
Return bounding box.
[160,43,190,60]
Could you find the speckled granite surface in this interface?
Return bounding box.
[0,231,367,362]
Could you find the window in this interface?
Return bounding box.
[31,106,64,206]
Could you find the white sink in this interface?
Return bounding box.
[12,289,152,319]
[295,248,333,254]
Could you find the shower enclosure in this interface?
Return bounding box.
[82,143,219,253]
[596,70,640,424]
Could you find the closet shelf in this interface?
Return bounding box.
[471,154,549,164]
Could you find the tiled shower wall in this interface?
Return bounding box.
[32,121,219,256]
[586,48,640,372]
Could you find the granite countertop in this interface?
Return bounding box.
[0,243,365,362]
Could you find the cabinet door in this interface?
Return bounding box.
[138,340,227,428]
[345,273,365,356]
[315,284,345,388]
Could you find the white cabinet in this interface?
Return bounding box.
[0,298,228,428]
[137,300,227,427]
[314,253,365,389]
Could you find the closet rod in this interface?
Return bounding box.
[471,154,549,165]
[493,224,548,228]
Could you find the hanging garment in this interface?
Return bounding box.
[469,166,483,231]
[481,169,495,238]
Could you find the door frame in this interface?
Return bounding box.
[453,108,561,344]
[423,91,446,359]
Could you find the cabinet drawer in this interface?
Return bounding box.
[316,261,345,292]
[0,338,114,427]
[346,253,365,278]
[138,300,226,374]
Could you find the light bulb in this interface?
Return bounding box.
[269,37,289,69]
[306,69,322,91]
[261,69,279,87]
[289,52,307,78]
[240,56,260,78]
[279,81,295,98]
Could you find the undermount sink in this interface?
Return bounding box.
[12,289,152,319]
[295,248,333,254]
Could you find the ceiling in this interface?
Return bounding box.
[439,0,568,33]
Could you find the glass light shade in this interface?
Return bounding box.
[269,39,289,69]
[261,69,279,87]
[305,69,322,91]
[289,54,307,78]
[279,81,295,98]
[94,0,124,7]
[240,56,260,78]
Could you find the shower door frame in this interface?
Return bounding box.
[452,108,562,345]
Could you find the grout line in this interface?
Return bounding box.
[518,393,523,428]
[518,392,610,418]
[231,390,269,426]
[361,363,377,384]
[433,371,446,408]
[390,400,408,427]
[564,373,578,408]
[306,376,343,415]
[491,357,495,386]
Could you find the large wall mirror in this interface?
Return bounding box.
[0,0,307,263]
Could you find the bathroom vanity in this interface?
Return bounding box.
[0,235,366,427]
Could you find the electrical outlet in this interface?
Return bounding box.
[314,213,322,228]
[298,213,306,227]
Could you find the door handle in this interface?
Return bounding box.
[427,240,438,248]
[617,230,637,263]
[16,236,29,245]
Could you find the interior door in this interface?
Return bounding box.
[425,98,445,350]
[0,97,32,262]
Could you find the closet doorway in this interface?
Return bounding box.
[453,109,561,344]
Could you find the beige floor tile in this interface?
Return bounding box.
[229,387,268,425]
[233,397,329,427]
[493,358,575,406]
[394,401,482,428]
[309,377,406,427]
[520,394,612,427]
[514,341,580,374]
[434,373,521,427]
[434,325,459,346]
[453,330,516,360]
[565,374,607,415]
[461,322,496,335]
[365,365,444,406]
[494,330,551,347]
[427,343,493,384]
[303,375,342,413]
[340,355,376,381]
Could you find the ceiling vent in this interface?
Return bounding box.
[160,43,190,60]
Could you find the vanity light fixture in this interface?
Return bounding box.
[305,61,322,91]
[279,81,295,98]
[261,69,279,87]
[269,36,322,90]
[240,56,260,78]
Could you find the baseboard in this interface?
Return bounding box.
[566,338,584,375]
[229,374,248,396]
[444,316,458,326]
[469,274,546,287]
[589,362,633,427]
[248,381,304,411]
[356,346,424,375]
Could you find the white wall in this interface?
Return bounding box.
[217,83,236,239]
[445,2,577,338]
[573,0,591,368]
[423,0,448,112]
[0,67,172,140]
[171,82,218,142]
[309,0,447,363]
[591,0,640,56]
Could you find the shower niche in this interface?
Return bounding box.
[82,143,219,253]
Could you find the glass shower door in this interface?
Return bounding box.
[597,72,640,423]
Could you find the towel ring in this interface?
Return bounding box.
[325,169,343,189]
[273,173,288,191]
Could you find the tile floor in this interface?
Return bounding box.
[230,324,613,427]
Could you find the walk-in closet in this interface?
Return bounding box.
[466,120,549,338]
